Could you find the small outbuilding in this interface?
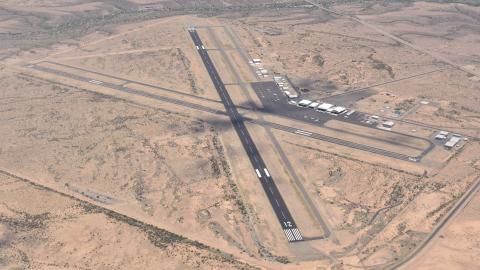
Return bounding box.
[382,121,395,128]
[298,99,312,107]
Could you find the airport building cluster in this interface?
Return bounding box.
[274,75,298,99]
[296,99,352,116]
[249,58,269,78]
[434,131,465,149]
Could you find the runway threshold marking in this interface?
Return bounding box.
[283,228,304,242]
[264,168,270,177]
[284,229,295,241]
[291,228,303,240]
[189,28,304,243]
[88,79,103,85]
[295,129,312,136]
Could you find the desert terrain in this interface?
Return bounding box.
[0,1,479,269]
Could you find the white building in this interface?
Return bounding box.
[332,106,346,114]
[382,121,395,128]
[317,103,334,111]
[444,136,461,149]
[435,131,449,140]
[284,91,298,99]
[298,100,312,107]
[439,131,449,136]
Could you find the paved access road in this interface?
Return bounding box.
[188,28,303,242]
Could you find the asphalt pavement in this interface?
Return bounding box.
[188,28,303,242]
[28,60,432,165]
[250,81,434,161]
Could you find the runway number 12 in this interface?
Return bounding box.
[284,221,292,227]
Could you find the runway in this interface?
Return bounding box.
[188,28,303,242]
[26,59,430,242]
[250,81,434,161]
[27,60,430,164]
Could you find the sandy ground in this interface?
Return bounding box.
[226,8,447,97]
[222,3,480,139]
[1,1,479,269]
[358,2,480,69]
[0,173,256,270]
[405,188,480,270]
[0,70,263,267]
[273,130,480,268]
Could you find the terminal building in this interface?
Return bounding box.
[444,135,461,149]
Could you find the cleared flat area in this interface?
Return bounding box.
[36,61,127,85]
[324,119,430,153]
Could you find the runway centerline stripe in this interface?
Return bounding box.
[188,28,303,242]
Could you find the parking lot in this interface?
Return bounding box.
[251,81,370,128]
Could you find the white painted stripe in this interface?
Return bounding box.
[295,228,303,240]
[285,229,294,241]
[255,169,262,178]
[275,198,280,206]
[295,129,312,136]
[292,228,302,240]
[88,80,103,85]
[288,230,295,241]
[284,229,292,241]
[264,168,270,177]
[291,229,298,240]
[196,46,199,49]
[201,45,205,49]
